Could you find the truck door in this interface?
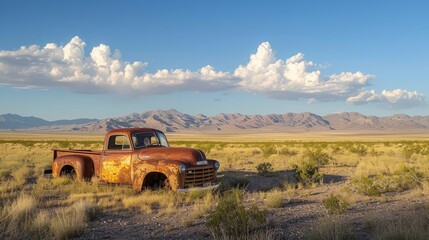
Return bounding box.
[101,134,132,184]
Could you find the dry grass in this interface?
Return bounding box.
[1,133,429,238]
[50,200,100,239]
[260,188,288,208]
[304,217,355,240]
[122,190,177,214]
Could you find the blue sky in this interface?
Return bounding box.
[0,1,428,120]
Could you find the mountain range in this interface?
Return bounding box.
[1,110,429,133]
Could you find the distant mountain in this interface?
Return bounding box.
[0,113,97,129]
[0,114,49,129]
[2,110,429,133]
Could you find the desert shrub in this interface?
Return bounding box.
[352,166,424,196]
[256,162,273,176]
[206,189,267,239]
[351,176,381,196]
[349,144,368,157]
[369,148,383,156]
[252,149,262,156]
[0,169,12,180]
[278,147,298,156]
[293,161,322,185]
[195,142,215,154]
[323,194,349,214]
[305,149,332,165]
[262,145,277,157]
[305,218,355,240]
[331,145,343,154]
[402,143,429,159]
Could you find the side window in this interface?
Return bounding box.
[107,135,131,150]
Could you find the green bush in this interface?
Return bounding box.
[305,149,332,165]
[278,147,298,156]
[349,144,368,157]
[256,162,273,176]
[402,143,429,159]
[262,145,277,157]
[323,194,349,214]
[206,190,267,239]
[352,167,423,196]
[293,161,322,185]
[351,176,381,196]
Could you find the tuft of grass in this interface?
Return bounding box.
[122,190,177,214]
[51,177,72,186]
[262,188,285,208]
[371,204,429,240]
[180,191,218,227]
[0,195,39,239]
[50,200,100,239]
[323,194,349,214]
[305,218,355,240]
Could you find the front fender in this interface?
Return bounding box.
[53,155,94,180]
[132,159,183,191]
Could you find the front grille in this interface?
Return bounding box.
[184,165,215,188]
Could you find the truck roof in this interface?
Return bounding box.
[106,128,163,136]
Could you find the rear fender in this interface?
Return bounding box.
[53,155,94,180]
[132,160,182,191]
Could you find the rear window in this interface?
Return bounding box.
[107,135,131,150]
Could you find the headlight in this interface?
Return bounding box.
[214,161,220,170]
[179,164,187,174]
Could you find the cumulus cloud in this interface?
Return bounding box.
[0,37,425,108]
[347,89,426,108]
[235,41,373,100]
[0,36,236,93]
[233,42,425,107]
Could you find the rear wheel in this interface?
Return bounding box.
[60,166,76,179]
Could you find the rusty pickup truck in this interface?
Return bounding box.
[48,128,220,192]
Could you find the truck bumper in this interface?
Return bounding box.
[177,182,220,192]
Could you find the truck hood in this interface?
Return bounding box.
[137,147,207,165]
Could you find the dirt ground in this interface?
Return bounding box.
[78,170,427,240]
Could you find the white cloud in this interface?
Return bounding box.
[0,36,236,93]
[235,41,374,100]
[0,37,425,108]
[347,89,426,107]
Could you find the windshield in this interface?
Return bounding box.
[132,131,169,148]
[155,131,170,147]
